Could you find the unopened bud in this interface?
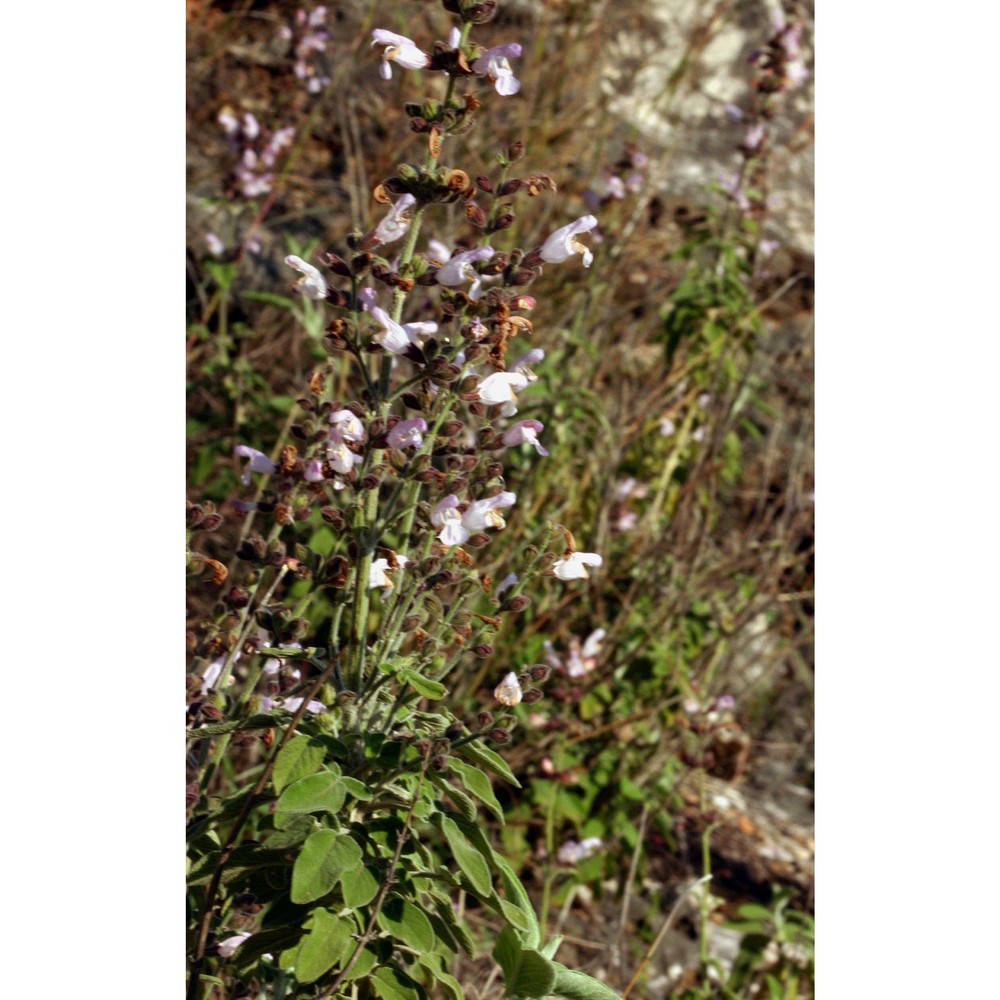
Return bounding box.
[472,643,494,657]
[274,503,295,526]
[414,739,432,757]
[505,595,531,613]
[498,179,522,197]
[506,139,525,161]
[200,704,224,722]
[476,174,494,193]
[522,688,544,704]
[466,533,491,547]
[431,754,449,772]
[465,203,488,228]
[201,512,224,531]
[492,212,516,232]
[529,664,550,682]
[477,711,494,728]
[488,728,512,745]
[402,614,423,631]
[442,420,464,437]
[508,267,539,286]
[225,586,250,610]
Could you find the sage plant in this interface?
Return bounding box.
[186,2,619,999]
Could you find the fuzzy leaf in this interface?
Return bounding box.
[397,667,447,699]
[492,927,556,999]
[449,758,505,824]
[275,771,345,825]
[290,829,362,904]
[341,863,380,908]
[370,966,422,1000]
[494,857,541,949]
[549,964,622,1000]
[273,735,324,794]
[376,895,436,952]
[456,740,520,787]
[295,909,352,983]
[440,816,492,898]
[340,776,373,801]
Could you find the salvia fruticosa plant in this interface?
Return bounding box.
[186,3,625,998]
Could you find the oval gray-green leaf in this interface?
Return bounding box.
[295,909,352,984]
[550,963,623,1000]
[370,966,422,1000]
[376,895,436,952]
[456,740,520,787]
[291,829,362,904]
[449,758,505,824]
[276,771,346,822]
[398,667,447,700]
[271,735,323,795]
[341,863,379,908]
[440,816,492,898]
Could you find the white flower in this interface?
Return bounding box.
[472,43,522,96]
[556,837,602,865]
[327,439,361,475]
[284,255,328,299]
[371,29,430,79]
[234,444,276,485]
[430,492,516,547]
[434,246,494,300]
[539,215,598,267]
[217,931,251,958]
[494,671,523,706]
[374,193,416,244]
[370,554,409,591]
[369,305,437,354]
[552,551,603,581]
[477,371,528,405]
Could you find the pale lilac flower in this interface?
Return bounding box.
[713,694,736,711]
[374,193,416,244]
[304,458,324,483]
[509,348,545,382]
[659,415,676,436]
[242,113,260,140]
[742,122,765,154]
[387,418,427,449]
[357,286,378,312]
[539,215,598,267]
[369,305,437,354]
[464,492,516,532]
[723,102,744,122]
[502,419,548,456]
[552,551,603,581]
[495,573,518,599]
[371,29,430,80]
[204,233,225,257]
[284,255,328,300]
[434,246,494,300]
[613,511,638,532]
[477,371,528,406]
[234,444,276,485]
[472,43,522,96]
[427,238,451,262]
[697,392,712,409]
[328,439,362,475]
[200,657,225,695]
[556,837,602,865]
[281,696,327,714]
[448,27,461,49]
[431,494,465,546]
[217,931,251,958]
[329,409,365,443]
[494,671,523,706]
[692,426,708,443]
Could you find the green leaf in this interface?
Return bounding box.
[371,966,422,1000]
[376,895,436,952]
[241,290,298,310]
[275,772,346,826]
[440,816,492,897]
[295,909,352,983]
[498,897,533,935]
[416,954,464,1000]
[340,944,378,982]
[432,773,477,823]
[550,964,622,1000]
[449,758,505,824]
[398,667,447,700]
[291,829,362,904]
[493,857,541,950]
[273,735,325,794]
[492,930,556,1000]
[342,863,380,907]
[456,740,520,787]
[340,776,373,801]
[430,895,476,958]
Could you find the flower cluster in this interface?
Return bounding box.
[217,107,295,200]
[278,6,331,94]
